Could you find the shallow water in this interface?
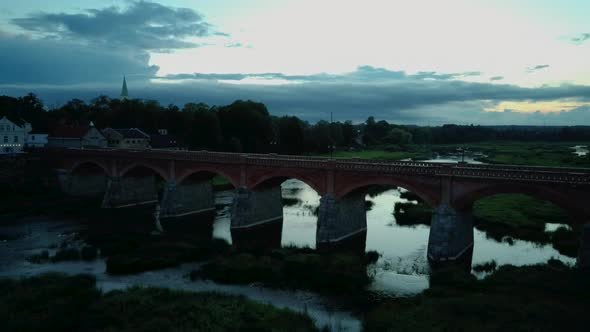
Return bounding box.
[571,145,588,156]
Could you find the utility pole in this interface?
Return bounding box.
[330,112,334,159]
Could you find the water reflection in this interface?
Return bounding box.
[1,179,577,299]
[571,145,588,156]
[206,178,576,295]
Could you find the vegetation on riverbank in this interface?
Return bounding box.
[96,226,230,275]
[431,141,590,167]
[105,237,230,275]
[315,140,590,169]
[79,208,231,274]
[394,200,432,227]
[192,247,378,296]
[0,273,319,331]
[364,261,589,331]
[393,192,580,257]
[319,147,430,161]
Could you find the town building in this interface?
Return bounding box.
[25,132,48,149]
[47,122,107,148]
[0,116,31,154]
[120,76,129,100]
[149,129,185,150]
[102,128,151,149]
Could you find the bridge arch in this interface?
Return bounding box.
[335,175,439,207]
[249,171,325,195]
[70,160,111,177]
[118,162,169,181]
[453,183,586,220]
[176,167,240,188]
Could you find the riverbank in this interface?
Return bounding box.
[364,260,589,331]
[192,247,379,301]
[394,192,580,258]
[0,273,319,331]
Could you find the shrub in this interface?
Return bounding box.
[473,260,497,273]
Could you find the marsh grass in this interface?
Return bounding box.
[0,273,319,332]
[192,248,375,295]
[364,262,590,331]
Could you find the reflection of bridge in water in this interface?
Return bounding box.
[48,148,590,268]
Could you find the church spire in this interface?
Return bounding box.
[120,76,129,100]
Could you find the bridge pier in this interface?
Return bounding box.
[578,223,590,270]
[101,176,159,208]
[159,180,215,218]
[58,170,107,197]
[427,204,474,268]
[230,186,283,249]
[316,192,367,252]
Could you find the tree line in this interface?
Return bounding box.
[1,94,589,154]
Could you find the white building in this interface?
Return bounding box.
[25,133,48,149]
[47,122,107,148]
[0,116,31,154]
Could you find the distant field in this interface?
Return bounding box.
[431,141,590,167]
[316,148,430,161]
[317,141,590,167]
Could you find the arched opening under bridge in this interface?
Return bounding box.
[66,161,110,197]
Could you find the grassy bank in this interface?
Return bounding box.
[473,194,579,257]
[323,141,590,167]
[364,261,589,331]
[393,192,579,257]
[0,273,319,331]
[431,141,590,167]
[192,247,377,297]
[318,146,431,161]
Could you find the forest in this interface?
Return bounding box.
[2,93,590,154]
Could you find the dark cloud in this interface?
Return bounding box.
[0,34,158,85]
[160,66,482,83]
[571,33,590,44]
[490,76,504,81]
[4,73,590,125]
[412,71,482,80]
[526,64,550,73]
[12,0,221,51]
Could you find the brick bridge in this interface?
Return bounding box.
[48,148,590,268]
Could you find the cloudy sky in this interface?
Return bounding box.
[1,0,590,124]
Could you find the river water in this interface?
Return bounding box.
[571,145,588,156]
[0,153,578,332]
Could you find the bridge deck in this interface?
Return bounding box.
[49,148,590,185]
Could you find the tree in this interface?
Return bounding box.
[383,127,413,145]
[277,116,305,154]
[217,100,274,153]
[188,108,222,150]
[341,120,356,147]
